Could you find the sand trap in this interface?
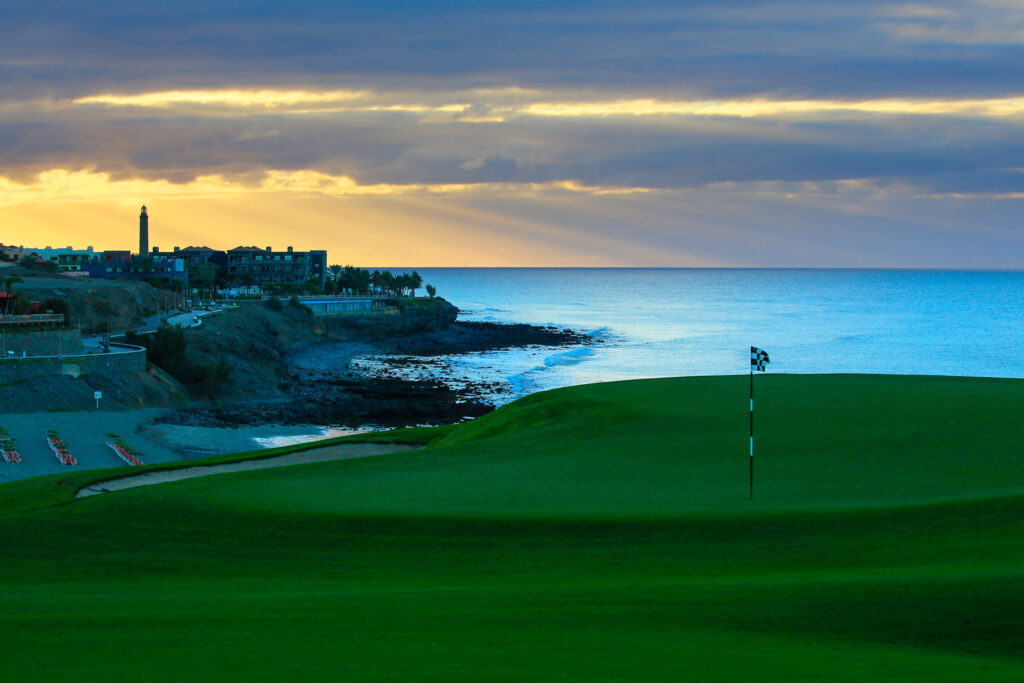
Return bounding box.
[76,442,418,498]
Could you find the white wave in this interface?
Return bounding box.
[543,347,595,367]
[506,370,537,397]
[504,347,597,398]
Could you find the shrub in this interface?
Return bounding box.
[288,296,312,315]
[126,324,232,397]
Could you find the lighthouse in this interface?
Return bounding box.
[139,205,149,257]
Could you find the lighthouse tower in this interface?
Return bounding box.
[139,205,149,257]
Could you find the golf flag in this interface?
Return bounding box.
[751,346,770,372]
[748,346,769,500]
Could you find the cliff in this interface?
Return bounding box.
[183,298,459,402]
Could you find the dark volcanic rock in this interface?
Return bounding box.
[161,375,494,429]
[160,317,597,430]
[378,321,593,356]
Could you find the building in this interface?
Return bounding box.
[18,246,97,271]
[150,246,227,269]
[301,298,380,315]
[10,208,327,293]
[80,252,188,286]
[226,246,327,289]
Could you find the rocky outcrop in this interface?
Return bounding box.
[181,298,460,403]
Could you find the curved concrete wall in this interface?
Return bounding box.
[0,328,83,357]
[0,343,146,383]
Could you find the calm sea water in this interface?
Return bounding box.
[362,268,1024,404]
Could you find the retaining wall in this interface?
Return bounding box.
[0,328,83,357]
[0,343,146,383]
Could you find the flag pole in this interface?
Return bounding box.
[748,346,768,501]
[749,362,754,501]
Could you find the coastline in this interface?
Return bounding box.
[0,308,597,481]
[160,320,597,429]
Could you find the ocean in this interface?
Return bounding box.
[358,268,1024,404]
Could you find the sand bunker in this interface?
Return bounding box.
[76,442,418,498]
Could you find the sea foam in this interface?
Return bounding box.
[543,347,595,367]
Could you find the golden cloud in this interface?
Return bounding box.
[68,88,1024,121]
[0,168,656,207]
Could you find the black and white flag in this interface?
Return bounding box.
[750,346,770,372]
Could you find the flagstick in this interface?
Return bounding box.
[749,367,754,500]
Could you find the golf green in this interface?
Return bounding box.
[1,375,1021,681]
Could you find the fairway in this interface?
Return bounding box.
[1,375,1021,681]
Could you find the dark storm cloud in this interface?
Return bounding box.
[3,1,1024,99]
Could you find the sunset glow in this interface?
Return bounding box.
[3,2,1024,266]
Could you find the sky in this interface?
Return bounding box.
[2,1,1024,267]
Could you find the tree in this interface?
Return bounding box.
[41,297,71,326]
[188,264,217,301]
[337,265,355,294]
[126,324,232,398]
[353,267,371,295]
[328,264,344,285]
[380,270,396,296]
[303,277,323,295]
[2,276,22,315]
[426,284,437,298]
[409,271,423,297]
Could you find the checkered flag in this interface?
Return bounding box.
[748,346,770,500]
[750,346,770,372]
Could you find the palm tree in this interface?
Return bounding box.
[409,271,423,297]
[380,271,396,296]
[328,264,344,286]
[350,267,371,295]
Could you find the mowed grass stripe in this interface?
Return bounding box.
[0,375,1020,680]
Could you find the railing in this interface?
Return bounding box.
[0,341,145,362]
[0,314,65,327]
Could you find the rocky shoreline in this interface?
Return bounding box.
[159,321,596,429]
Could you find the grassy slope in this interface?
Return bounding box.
[0,375,1021,681]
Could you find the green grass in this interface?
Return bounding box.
[0,423,454,517]
[0,375,1021,681]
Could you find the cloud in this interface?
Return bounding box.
[5,86,1024,202]
[3,1,1024,100]
[3,1,1024,265]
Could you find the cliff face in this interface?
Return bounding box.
[184,303,314,400]
[184,298,459,402]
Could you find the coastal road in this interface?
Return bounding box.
[82,306,221,350]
